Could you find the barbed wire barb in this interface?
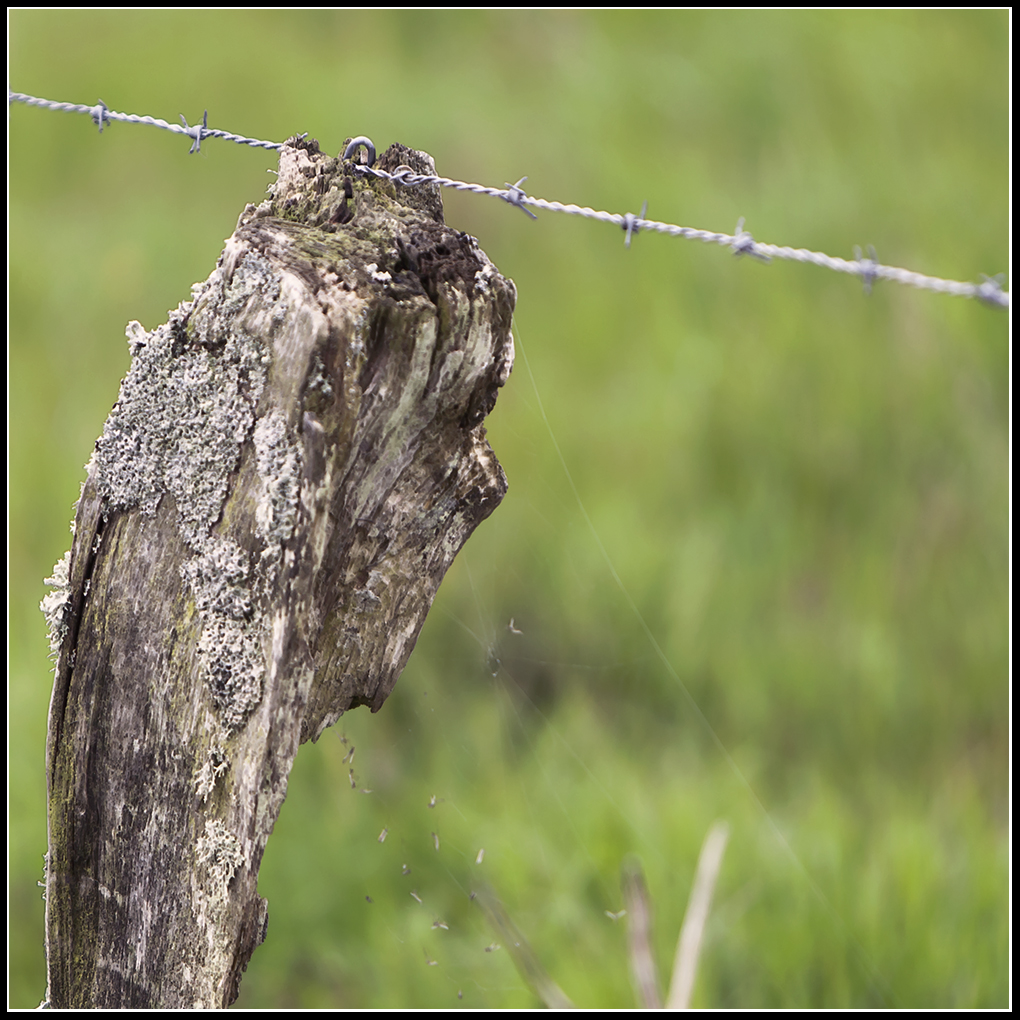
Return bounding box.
[181,110,208,155]
[730,217,771,262]
[502,177,538,220]
[854,245,880,296]
[976,274,1007,308]
[9,91,1008,309]
[623,200,648,248]
[91,99,109,134]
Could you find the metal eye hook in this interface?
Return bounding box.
[343,136,376,168]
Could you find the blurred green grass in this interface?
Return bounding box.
[9,10,1007,1008]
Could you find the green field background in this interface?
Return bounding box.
[9,11,1008,1008]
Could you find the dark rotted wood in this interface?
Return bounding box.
[40,137,515,1008]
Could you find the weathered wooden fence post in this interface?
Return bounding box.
[39,137,516,1008]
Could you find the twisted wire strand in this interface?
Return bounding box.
[8,91,283,152]
[10,91,1008,308]
[362,165,1009,308]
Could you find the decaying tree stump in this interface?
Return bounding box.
[39,137,516,1008]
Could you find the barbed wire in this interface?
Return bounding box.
[8,91,282,153]
[9,91,1008,309]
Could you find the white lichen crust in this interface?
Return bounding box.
[196,819,244,889]
[253,409,301,551]
[87,252,289,731]
[182,538,262,730]
[94,254,273,548]
[40,551,72,657]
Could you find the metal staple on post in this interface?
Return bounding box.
[9,90,1009,309]
[342,136,376,167]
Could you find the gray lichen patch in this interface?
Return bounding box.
[254,410,302,550]
[198,617,264,732]
[40,551,72,657]
[196,819,244,890]
[85,253,285,732]
[183,538,263,732]
[176,411,302,735]
[195,746,230,803]
[182,537,252,621]
[92,256,274,549]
